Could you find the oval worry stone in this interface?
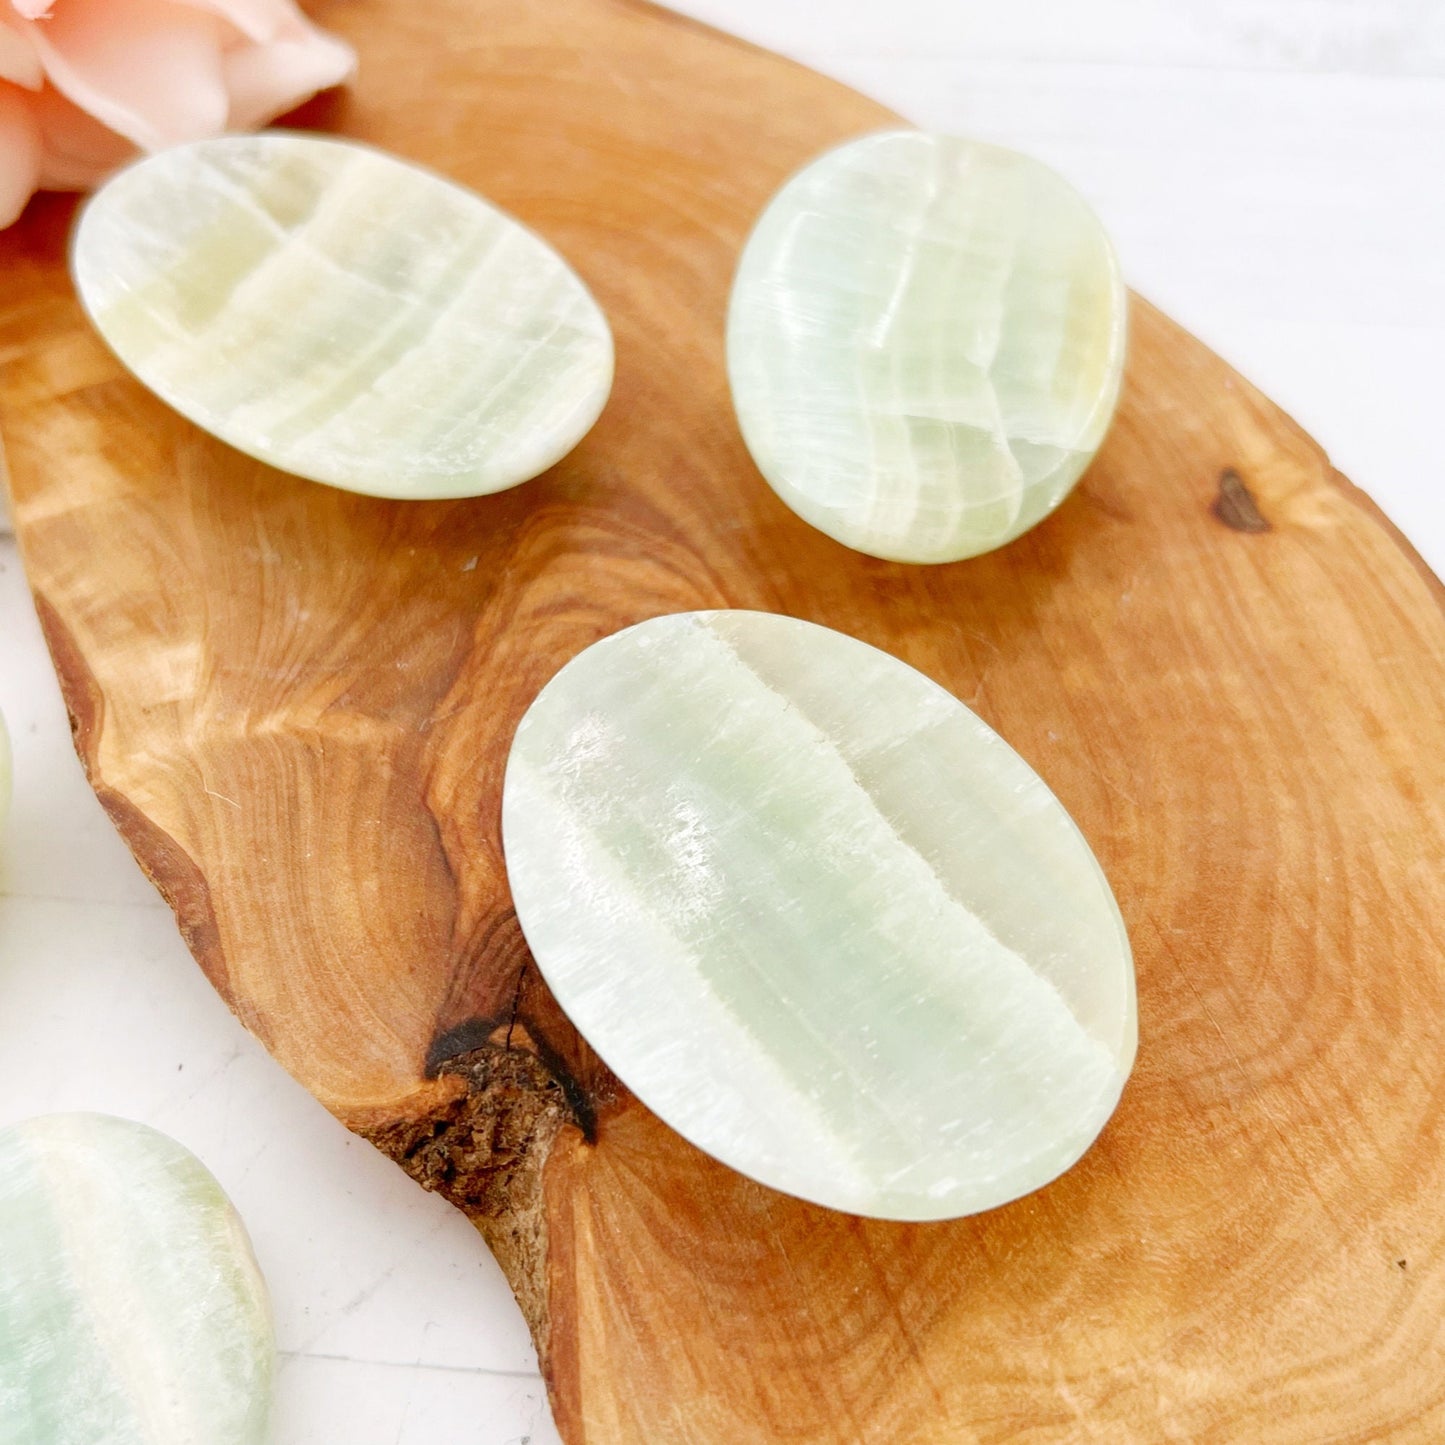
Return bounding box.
[728,130,1127,564]
[71,133,613,499]
[503,612,1136,1220]
[0,1114,273,1444]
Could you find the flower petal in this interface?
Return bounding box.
[171,0,309,45]
[0,15,43,89]
[222,25,354,130]
[10,2,55,20]
[31,82,133,188]
[27,0,229,151]
[0,80,41,226]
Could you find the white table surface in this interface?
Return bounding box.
[1,3,1440,1440]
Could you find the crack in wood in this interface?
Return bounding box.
[361,1041,578,1372]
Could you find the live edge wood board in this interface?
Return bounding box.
[4,1,1445,1440]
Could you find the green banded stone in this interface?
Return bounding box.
[728,130,1126,563]
[71,133,613,499]
[0,1114,273,1444]
[502,611,1136,1220]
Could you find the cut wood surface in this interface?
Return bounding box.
[4,0,1445,1439]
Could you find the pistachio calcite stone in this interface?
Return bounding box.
[503,612,1136,1220]
[0,1114,273,1445]
[728,130,1127,563]
[70,133,613,499]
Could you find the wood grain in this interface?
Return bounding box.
[4,1,1445,1439]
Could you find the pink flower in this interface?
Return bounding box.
[0,0,355,227]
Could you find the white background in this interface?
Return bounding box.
[1,3,1440,1441]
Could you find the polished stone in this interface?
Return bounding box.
[728,130,1127,563]
[71,133,614,499]
[502,611,1136,1220]
[0,1113,273,1444]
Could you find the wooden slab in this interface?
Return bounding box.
[5,1,1445,1439]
